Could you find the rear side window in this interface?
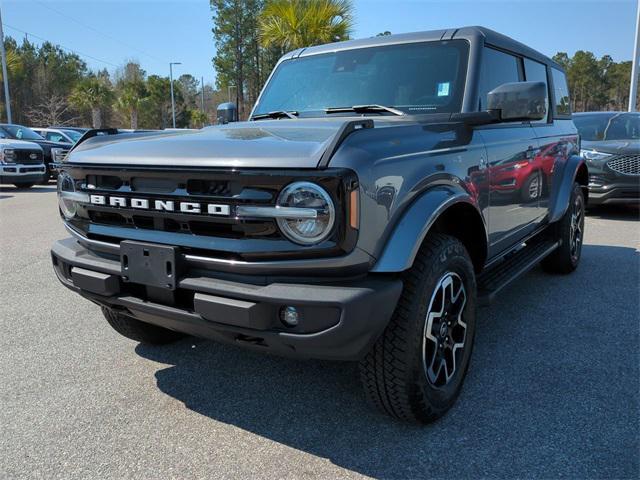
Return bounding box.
[478,47,521,110]
[551,68,571,117]
[524,58,549,123]
[46,132,65,142]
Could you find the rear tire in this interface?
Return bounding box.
[102,307,184,345]
[13,182,35,189]
[541,182,585,274]
[359,234,477,423]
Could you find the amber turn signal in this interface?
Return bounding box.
[349,189,359,229]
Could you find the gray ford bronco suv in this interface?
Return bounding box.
[52,27,587,423]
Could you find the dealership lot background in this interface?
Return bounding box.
[1,185,638,479]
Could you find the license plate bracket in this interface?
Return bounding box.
[120,240,179,290]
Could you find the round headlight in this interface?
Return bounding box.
[57,172,77,219]
[276,182,335,245]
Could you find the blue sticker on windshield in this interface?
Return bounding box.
[437,82,450,97]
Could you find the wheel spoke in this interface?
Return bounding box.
[422,272,468,388]
[569,196,584,259]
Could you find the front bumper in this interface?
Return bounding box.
[588,180,639,205]
[0,163,47,183]
[586,159,639,205]
[51,238,402,360]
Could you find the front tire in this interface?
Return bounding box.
[359,234,477,423]
[102,307,184,345]
[541,182,585,274]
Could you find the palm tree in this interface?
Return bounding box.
[259,0,353,51]
[69,78,113,128]
[189,109,209,128]
[116,80,147,129]
[0,49,23,82]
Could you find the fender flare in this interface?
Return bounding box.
[548,154,588,223]
[371,186,487,273]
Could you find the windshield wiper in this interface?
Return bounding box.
[325,104,405,116]
[251,110,299,121]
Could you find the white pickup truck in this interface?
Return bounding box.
[0,139,46,188]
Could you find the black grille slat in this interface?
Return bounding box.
[607,154,640,176]
[86,207,277,240]
[15,150,43,164]
[187,179,235,196]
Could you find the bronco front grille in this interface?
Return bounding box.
[61,165,357,260]
[607,154,640,176]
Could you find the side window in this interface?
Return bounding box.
[478,47,521,110]
[551,68,571,117]
[524,58,549,123]
[46,132,65,142]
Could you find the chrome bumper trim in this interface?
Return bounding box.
[0,163,46,176]
[236,205,318,219]
[59,191,91,202]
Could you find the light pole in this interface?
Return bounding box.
[201,76,205,113]
[0,7,12,123]
[169,62,181,128]
[630,0,640,111]
[228,84,236,103]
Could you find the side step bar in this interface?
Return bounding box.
[477,238,559,306]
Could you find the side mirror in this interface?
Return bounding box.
[487,81,546,122]
[216,102,238,124]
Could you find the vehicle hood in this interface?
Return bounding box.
[581,139,640,155]
[67,119,374,168]
[0,139,44,151]
[29,138,69,148]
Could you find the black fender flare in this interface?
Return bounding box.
[548,154,588,223]
[371,185,488,273]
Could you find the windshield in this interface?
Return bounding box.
[253,40,469,117]
[61,129,83,142]
[2,125,44,141]
[573,113,640,141]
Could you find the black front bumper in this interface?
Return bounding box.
[588,182,640,205]
[51,238,402,361]
[587,166,639,205]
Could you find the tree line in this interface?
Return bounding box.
[211,0,638,117]
[0,0,637,129]
[210,0,353,119]
[0,37,226,129]
[553,51,638,112]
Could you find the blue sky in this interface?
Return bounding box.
[1,0,638,86]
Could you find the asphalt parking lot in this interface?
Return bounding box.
[1,184,638,480]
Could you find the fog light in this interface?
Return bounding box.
[280,306,299,327]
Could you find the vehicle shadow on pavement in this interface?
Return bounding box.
[136,243,639,479]
[0,186,57,193]
[586,204,639,221]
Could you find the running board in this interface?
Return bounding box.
[477,239,559,306]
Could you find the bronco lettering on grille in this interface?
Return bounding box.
[89,195,231,216]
